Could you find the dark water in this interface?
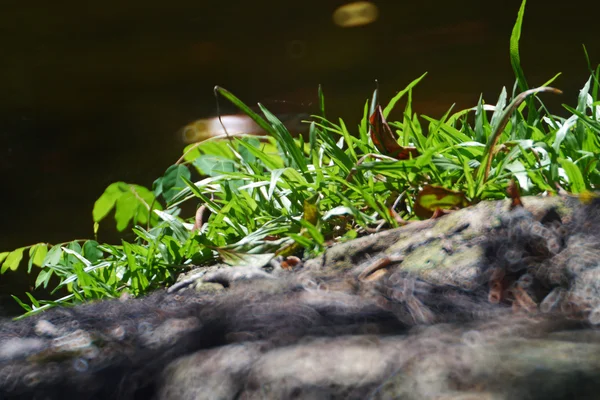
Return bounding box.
[1,0,599,312]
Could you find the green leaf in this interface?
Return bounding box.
[83,241,104,263]
[259,104,309,175]
[25,292,40,309]
[29,244,48,268]
[181,175,222,212]
[268,169,286,201]
[490,87,508,132]
[323,206,355,220]
[94,182,160,230]
[510,0,529,92]
[553,115,578,153]
[122,240,148,294]
[235,138,284,170]
[298,220,324,246]
[478,86,562,184]
[1,248,25,273]
[153,210,190,243]
[559,158,586,193]
[214,87,274,135]
[42,245,63,268]
[35,269,53,289]
[160,164,192,203]
[237,137,260,164]
[62,246,92,268]
[194,155,236,177]
[218,250,275,268]
[28,243,49,273]
[318,84,326,119]
[115,192,138,231]
[0,252,8,266]
[93,182,123,222]
[11,295,32,312]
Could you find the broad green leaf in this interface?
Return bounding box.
[93,182,123,222]
[62,247,92,268]
[83,240,104,263]
[28,244,47,267]
[94,182,159,230]
[0,252,8,266]
[1,248,25,273]
[160,164,192,203]
[35,269,53,289]
[194,155,236,177]
[559,158,586,193]
[235,138,284,170]
[28,244,48,273]
[42,245,63,268]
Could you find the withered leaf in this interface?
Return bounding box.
[369,105,419,159]
[507,179,523,210]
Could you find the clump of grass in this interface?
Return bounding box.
[1,0,599,318]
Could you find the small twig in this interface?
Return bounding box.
[214,86,234,146]
[193,205,207,232]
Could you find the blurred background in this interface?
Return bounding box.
[1,0,599,308]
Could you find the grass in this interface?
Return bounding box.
[1,0,599,319]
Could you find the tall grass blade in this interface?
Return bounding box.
[318,85,326,119]
[510,0,529,92]
[383,73,427,119]
[214,86,274,136]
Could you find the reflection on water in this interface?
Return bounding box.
[180,113,310,144]
[333,1,379,28]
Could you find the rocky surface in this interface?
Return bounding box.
[1,195,599,399]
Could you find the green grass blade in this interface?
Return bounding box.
[318,84,326,119]
[214,86,274,136]
[383,73,427,119]
[510,0,529,92]
[558,158,587,193]
[259,104,310,176]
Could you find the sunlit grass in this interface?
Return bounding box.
[1,0,598,318]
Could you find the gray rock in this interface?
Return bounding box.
[0,196,599,399]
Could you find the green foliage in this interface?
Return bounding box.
[93,182,161,232]
[2,0,599,318]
